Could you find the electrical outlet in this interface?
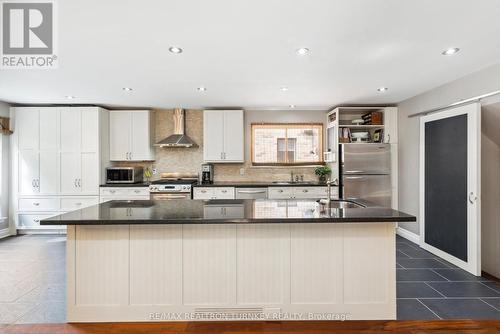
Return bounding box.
[152,168,157,175]
[239,168,245,175]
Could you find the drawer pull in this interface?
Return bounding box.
[33,202,40,206]
[134,190,141,193]
[201,190,207,193]
[221,190,227,193]
[303,189,308,193]
[110,190,116,193]
[75,203,82,206]
[278,190,283,193]
[33,219,40,223]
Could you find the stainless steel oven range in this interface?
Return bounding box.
[149,173,198,200]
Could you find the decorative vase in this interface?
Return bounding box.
[318,175,327,183]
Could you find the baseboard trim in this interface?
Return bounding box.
[0,228,12,239]
[396,227,420,245]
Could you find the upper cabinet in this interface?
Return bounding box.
[383,107,398,144]
[109,110,155,161]
[203,110,244,163]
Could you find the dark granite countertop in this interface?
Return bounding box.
[41,199,416,225]
[194,181,337,187]
[100,183,151,187]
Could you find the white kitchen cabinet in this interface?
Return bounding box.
[99,187,150,203]
[110,110,154,161]
[383,107,398,144]
[203,110,244,163]
[12,106,110,233]
[193,187,235,200]
[203,204,245,219]
[268,186,338,200]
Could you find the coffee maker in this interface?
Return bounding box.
[201,164,214,184]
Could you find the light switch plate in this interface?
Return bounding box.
[239,168,245,175]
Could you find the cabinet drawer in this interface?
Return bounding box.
[213,187,235,199]
[100,195,150,203]
[193,187,213,200]
[294,186,328,199]
[60,197,99,211]
[18,213,58,228]
[268,187,293,199]
[100,187,149,196]
[19,198,60,211]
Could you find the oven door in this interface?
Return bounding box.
[150,193,191,200]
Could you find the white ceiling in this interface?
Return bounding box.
[1,0,500,110]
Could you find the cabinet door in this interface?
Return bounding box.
[39,151,60,195]
[203,110,225,161]
[19,150,39,195]
[213,187,235,199]
[81,153,99,195]
[384,107,398,144]
[131,111,152,161]
[61,152,81,194]
[223,110,244,162]
[110,112,131,161]
[16,108,39,150]
[193,187,213,200]
[61,108,81,152]
[81,108,99,153]
[39,108,60,150]
[268,187,293,199]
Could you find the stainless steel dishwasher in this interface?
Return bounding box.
[235,187,268,199]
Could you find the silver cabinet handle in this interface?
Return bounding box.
[35,179,40,188]
[33,218,40,223]
[134,190,141,193]
[33,202,40,206]
[303,189,308,193]
[201,190,207,193]
[78,179,82,187]
[74,179,78,187]
[237,190,267,194]
[129,152,133,160]
[110,190,116,193]
[221,190,227,193]
[32,179,35,188]
[387,134,391,143]
[469,192,477,204]
[278,190,284,193]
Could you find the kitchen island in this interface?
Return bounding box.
[42,199,415,322]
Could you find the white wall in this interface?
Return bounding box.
[0,101,10,232]
[398,62,500,235]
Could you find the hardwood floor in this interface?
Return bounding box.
[1,320,500,334]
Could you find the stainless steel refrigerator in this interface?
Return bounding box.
[339,143,392,207]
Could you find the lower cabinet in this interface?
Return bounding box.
[268,186,339,200]
[16,196,99,232]
[99,187,150,203]
[193,187,235,200]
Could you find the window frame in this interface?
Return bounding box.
[250,123,324,166]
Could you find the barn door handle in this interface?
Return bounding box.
[468,192,477,204]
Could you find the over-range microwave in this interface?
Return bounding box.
[106,167,143,184]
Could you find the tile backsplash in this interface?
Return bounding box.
[116,109,325,182]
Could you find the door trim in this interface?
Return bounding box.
[419,102,481,275]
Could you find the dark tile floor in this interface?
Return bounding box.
[0,234,499,323]
[396,235,500,320]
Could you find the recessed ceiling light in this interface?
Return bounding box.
[197,86,207,92]
[296,48,310,55]
[65,95,75,99]
[280,87,289,92]
[289,104,296,108]
[169,46,183,54]
[377,87,388,92]
[122,87,133,91]
[442,47,460,56]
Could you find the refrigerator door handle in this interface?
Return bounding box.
[345,176,364,180]
[344,170,366,174]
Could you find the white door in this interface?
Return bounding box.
[16,108,39,150]
[420,102,481,275]
[130,111,151,161]
[61,108,81,152]
[110,112,131,161]
[203,110,225,161]
[80,153,99,195]
[19,150,39,195]
[223,111,244,162]
[81,108,99,153]
[39,151,60,195]
[61,152,81,194]
[39,108,60,150]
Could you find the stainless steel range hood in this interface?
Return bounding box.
[155,108,198,148]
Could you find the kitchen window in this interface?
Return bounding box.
[251,123,323,166]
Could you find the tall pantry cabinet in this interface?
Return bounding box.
[11,107,110,233]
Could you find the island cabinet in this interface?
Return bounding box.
[65,222,396,321]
